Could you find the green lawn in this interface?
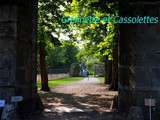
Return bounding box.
[37,77,83,89]
[97,77,105,84]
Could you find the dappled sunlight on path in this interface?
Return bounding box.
[44,77,118,113]
[31,77,123,120]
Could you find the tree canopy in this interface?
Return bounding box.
[37,0,119,90]
[64,0,119,61]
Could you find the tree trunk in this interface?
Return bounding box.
[104,61,108,84]
[104,59,112,84]
[109,24,119,91]
[39,41,50,91]
[110,45,118,90]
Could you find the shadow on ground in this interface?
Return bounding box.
[19,91,125,120]
[32,111,125,120]
[26,78,124,120]
[27,91,124,120]
[42,91,117,111]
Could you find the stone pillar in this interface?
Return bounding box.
[0,0,41,118]
[119,1,160,119]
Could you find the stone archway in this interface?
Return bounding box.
[119,1,160,119]
[0,0,42,118]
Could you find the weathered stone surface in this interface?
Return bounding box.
[119,1,160,119]
[0,50,15,86]
[0,0,40,118]
[0,5,17,106]
[127,106,144,120]
[0,6,17,22]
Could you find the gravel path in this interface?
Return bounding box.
[29,77,123,120]
[52,77,109,95]
[48,77,117,113]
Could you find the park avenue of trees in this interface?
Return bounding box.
[38,0,118,92]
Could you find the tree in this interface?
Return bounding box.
[47,41,79,68]
[63,41,79,67]
[38,29,50,91]
[37,0,119,90]
[38,0,68,91]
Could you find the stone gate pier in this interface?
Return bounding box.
[0,0,42,118]
[119,1,160,120]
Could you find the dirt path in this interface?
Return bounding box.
[52,77,109,96]
[48,77,117,113]
[30,77,123,120]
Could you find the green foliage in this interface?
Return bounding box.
[46,46,65,67]
[63,41,79,66]
[38,0,73,68]
[38,0,67,33]
[64,0,119,61]
[38,0,118,73]
[77,48,99,74]
[46,41,79,68]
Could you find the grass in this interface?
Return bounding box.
[37,77,83,89]
[97,77,105,84]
